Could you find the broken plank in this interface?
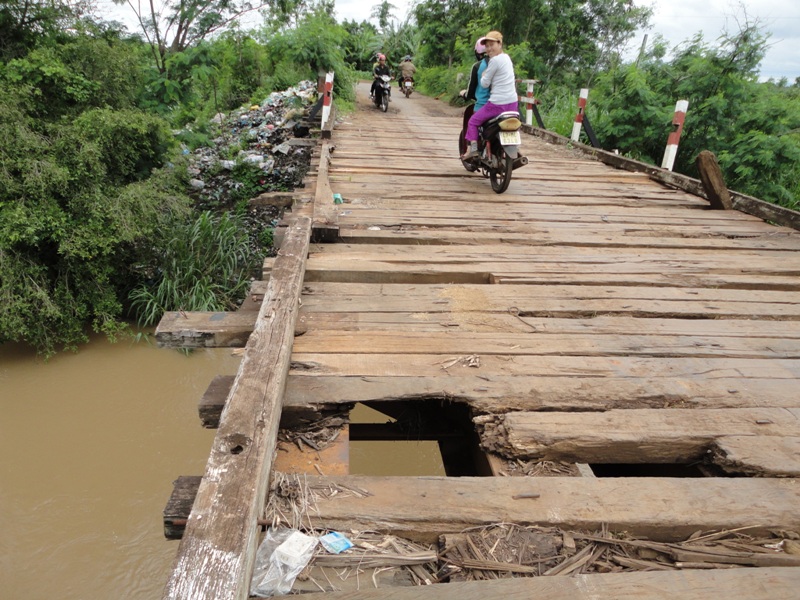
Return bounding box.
[476,408,800,467]
[282,373,800,414]
[713,436,800,477]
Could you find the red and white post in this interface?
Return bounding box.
[321,72,334,130]
[520,79,538,127]
[661,100,689,171]
[571,88,589,142]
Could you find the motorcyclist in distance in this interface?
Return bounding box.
[398,55,416,92]
[370,54,392,101]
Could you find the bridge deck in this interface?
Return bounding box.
[160,84,800,598]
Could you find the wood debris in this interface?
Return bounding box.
[438,524,800,581]
[278,413,348,452]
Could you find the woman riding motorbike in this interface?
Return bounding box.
[460,31,517,161]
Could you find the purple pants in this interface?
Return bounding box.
[466,101,519,142]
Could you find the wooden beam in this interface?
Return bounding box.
[293,567,800,600]
[281,475,800,543]
[713,435,800,477]
[162,215,310,600]
[696,151,733,210]
[477,408,800,472]
[155,311,256,348]
[312,141,339,242]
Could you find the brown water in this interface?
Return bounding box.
[0,335,444,598]
[0,334,241,599]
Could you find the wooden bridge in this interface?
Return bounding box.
[157,82,800,599]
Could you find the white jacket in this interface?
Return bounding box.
[480,53,517,105]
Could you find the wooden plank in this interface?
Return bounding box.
[312,141,339,242]
[163,476,202,540]
[279,475,800,542]
[156,311,256,348]
[477,408,800,467]
[299,281,800,311]
[697,151,733,210]
[338,228,800,251]
[163,216,310,600]
[295,312,800,339]
[288,353,800,380]
[282,373,800,414]
[291,331,800,359]
[713,436,800,477]
[293,568,800,600]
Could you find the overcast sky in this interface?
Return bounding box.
[100,0,799,81]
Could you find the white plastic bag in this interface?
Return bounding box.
[250,528,318,597]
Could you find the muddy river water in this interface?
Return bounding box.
[0,334,442,598]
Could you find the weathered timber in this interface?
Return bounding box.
[282,373,800,415]
[312,141,339,242]
[248,191,298,209]
[156,311,256,347]
[290,331,800,359]
[337,228,800,251]
[292,568,800,600]
[274,475,800,543]
[163,476,202,540]
[696,151,733,210]
[522,124,800,231]
[713,436,800,477]
[163,215,310,600]
[197,371,798,429]
[476,408,800,470]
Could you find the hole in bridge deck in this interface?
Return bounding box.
[588,463,720,477]
[347,402,491,477]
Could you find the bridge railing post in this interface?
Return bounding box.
[519,79,544,129]
[320,72,334,133]
[661,100,689,171]
[571,88,589,143]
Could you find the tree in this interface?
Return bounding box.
[114,0,268,74]
[412,0,484,67]
[370,0,396,32]
[485,0,651,84]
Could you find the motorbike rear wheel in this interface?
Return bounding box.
[489,146,513,194]
[404,85,412,98]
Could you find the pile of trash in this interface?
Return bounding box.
[182,80,319,213]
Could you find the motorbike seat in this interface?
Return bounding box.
[484,111,521,127]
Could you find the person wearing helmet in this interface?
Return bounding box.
[371,53,392,101]
[461,31,517,161]
[398,55,416,92]
[460,39,491,111]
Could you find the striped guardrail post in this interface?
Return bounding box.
[571,88,589,142]
[661,100,689,171]
[520,79,537,127]
[321,72,334,131]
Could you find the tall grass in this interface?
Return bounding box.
[129,210,260,326]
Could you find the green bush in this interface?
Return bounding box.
[128,210,262,326]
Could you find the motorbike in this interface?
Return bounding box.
[400,76,414,98]
[373,74,391,112]
[459,105,528,194]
